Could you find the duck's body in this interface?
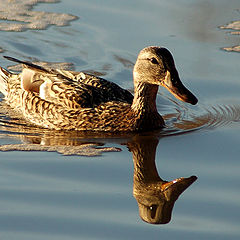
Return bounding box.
[0,47,197,132]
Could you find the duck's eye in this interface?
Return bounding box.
[149,57,158,64]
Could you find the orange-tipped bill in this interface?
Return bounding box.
[160,176,197,192]
[162,70,198,105]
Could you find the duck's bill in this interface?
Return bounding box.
[160,176,197,193]
[162,70,198,105]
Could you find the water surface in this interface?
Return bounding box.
[0,0,240,239]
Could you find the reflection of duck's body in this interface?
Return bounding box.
[0,46,197,132]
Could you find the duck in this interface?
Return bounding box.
[0,46,198,132]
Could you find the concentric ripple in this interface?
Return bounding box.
[162,102,240,136]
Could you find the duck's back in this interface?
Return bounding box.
[56,69,134,106]
[0,57,137,131]
[1,57,133,109]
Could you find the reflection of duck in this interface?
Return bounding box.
[0,46,197,132]
[127,135,197,224]
[0,119,197,223]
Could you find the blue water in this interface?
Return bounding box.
[0,0,240,239]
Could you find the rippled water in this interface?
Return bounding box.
[0,0,240,239]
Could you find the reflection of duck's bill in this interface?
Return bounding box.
[136,175,198,225]
[162,70,198,105]
[161,175,198,193]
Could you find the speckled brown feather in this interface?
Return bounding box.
[3,56,133,109]
[0,61,146,132]
[6,84,162,132]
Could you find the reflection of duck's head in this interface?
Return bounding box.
[135,176,197,224]
[128,135,197,224]
[133,46,198,105]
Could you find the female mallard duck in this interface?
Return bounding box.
[0,46,197,132]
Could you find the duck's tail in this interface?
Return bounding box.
[0,66,10,97]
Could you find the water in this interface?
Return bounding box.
[0,0,240,239]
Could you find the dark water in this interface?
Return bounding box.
[0,0,240,239]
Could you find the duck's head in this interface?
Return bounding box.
[133,46,198,105]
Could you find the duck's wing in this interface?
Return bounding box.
[4,56,133,108]
[4,56,97,108]
[56,69,134,104]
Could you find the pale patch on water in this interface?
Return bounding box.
[0,143,121,156]
[223,45,240,52]
[220,20,240,52]
[220,20,240,33]
[0,0,78,32]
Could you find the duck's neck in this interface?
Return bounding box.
[129,137,161,184]
[131,81,164,130]
[131,81,158,114]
